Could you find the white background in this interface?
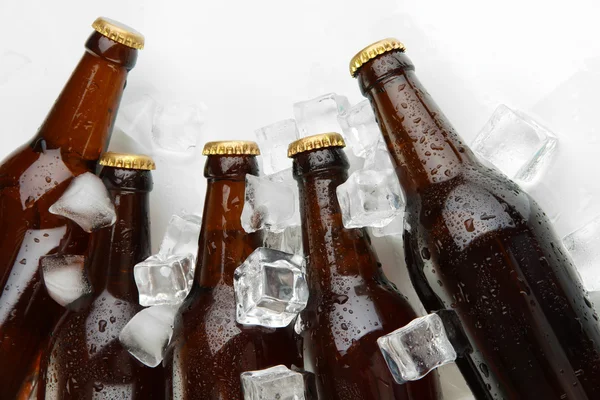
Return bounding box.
[1,1,599,398]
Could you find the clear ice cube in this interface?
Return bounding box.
[115,94,158,151]
[363,139,394,171]
[234,248,308,328]
[290,366,318,400]
[40,255,91,308]
[119,305,178,367]
[255,119,299,175]
[564,215,600,292]
[159,214,202,261]
[371,214,404,238]
[152,102,206,153]
[336,169,404,229]
[471,105,558,182]
[263,226,303,256]
[293,93,350,137]
[338,100,382,158]
[241,171,299,233]
[49,172,116,233]
[377,313,457,384]
[134,254,195,306]
[241,365,306,400]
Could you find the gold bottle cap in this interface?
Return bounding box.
[99,152,155,170]
[92,17,145,50]
[287,133,346,157]
[202,141,261,156]
[349,38,406,77]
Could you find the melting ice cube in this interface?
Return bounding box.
[363,139,394,171]
[115,94,158,151]
[119,305,178,367]
[472,105,558,182]
[254,119,299,175]
[564,215,600,292]
[234,248,308,328]
[41,254,91,308]
[293,93,350,137]
[371,214,404,238]
[49,172,116,233]
[338,100,382,158]
[241,171,299,233]
[263,226,303,256]
[159,214,202,261]
[152,102,206,153]
[337,169,404,229]
[241,365,306,400]
[134,254,195,306]
[377,313,457,384]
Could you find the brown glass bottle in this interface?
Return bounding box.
[164,141,303,400]
[352,39,600,399]
[289,133,440,400]
[0,18,143,398]
[37,152,164,399]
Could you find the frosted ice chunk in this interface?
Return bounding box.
[152,102,206,153]
[115,94,158,151]
[234,248,308,328]
[338,100,381,157]
[377,313,457,384]
[134,254,195,306]
[49,172,116,232]
[255,119,299,175]
[159,214,202,261]
[263,226,303,256]
[564,215,600,292]
[241,171,299,233]
[241,365,306,400]
[371,214,404,238]
[41,255,91,308]
[472,105,558,182]
[119,305,177,367]
[293,93,350,137]
[337,169,404,229]
[364,139,394,171]
[290,366,318,400]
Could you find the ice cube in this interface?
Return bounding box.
[471,105,558,182]
[293,93,350,137]
[290,366,318,400]
[234,248,308,328]
[159,214,202,261]
[241,173,298,234]
[371,214,404,238]
[564,215,600,292]
[377,313,457,384]
[0,51,31,86]
[337,169,404,229]
[254,119,299,175]
[49,172,116,233]
[119,305,178,367]
[241,365,306,400]
[40,255,91,308]
[134,254,195,306]
[338,100,382,158]
[363,139,394,171]
[263,226,303,256]
[152,102,206,153]
[115,94,158,151]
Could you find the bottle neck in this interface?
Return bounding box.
[88,168,152,302]
[35,32,137,162]
[294,148,380,279]
[357,51,479,194]
[196,155,263,287]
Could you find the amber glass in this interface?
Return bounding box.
[355,49,600,399]
[0,31,137,398]
[292,146,440,400]
[37,165,164,398]
[164,154,303,399]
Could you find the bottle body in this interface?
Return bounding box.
[164,152,302,400]
[0,30,137,398]
[356,48,600,399]
[293,144,439,400]
[39,164,164,399]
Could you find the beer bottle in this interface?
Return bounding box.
[0,18,143,398]
[38,152,164,399]
[164,141,303,400]
[351,38,600,398]
[289,133,440,400]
